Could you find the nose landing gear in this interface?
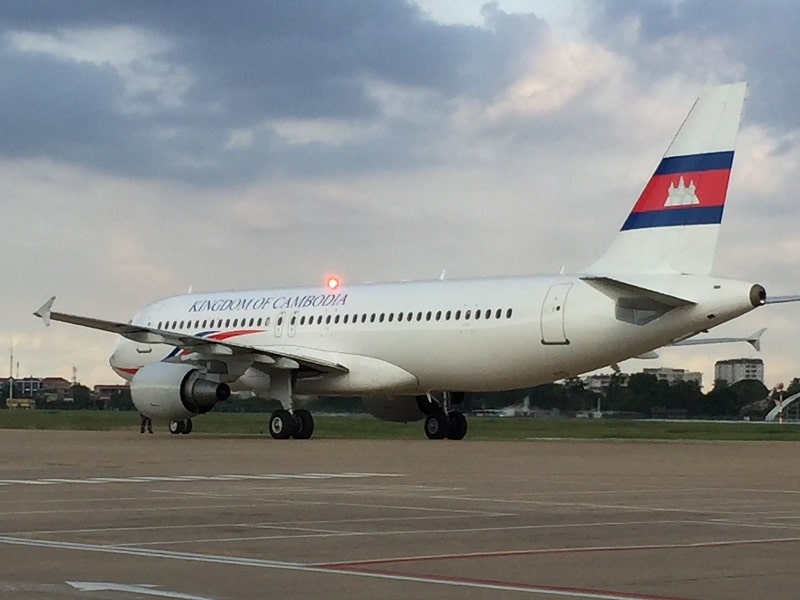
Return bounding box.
[421,392,468,440]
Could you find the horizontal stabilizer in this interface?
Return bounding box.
[582,276,694,326]
[670,327,766,351]
[765,295,800,304]
[581,276,695,307]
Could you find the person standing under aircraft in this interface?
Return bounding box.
[139,413,153,434]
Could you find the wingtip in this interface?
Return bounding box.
[34,296,56,326]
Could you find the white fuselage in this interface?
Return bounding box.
[110,273,760,395]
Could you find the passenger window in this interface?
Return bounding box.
[379,313,385,323]
[290,316,296,326]
[257,318,262,326]
[388,313,394,322]
[179,320,184,329]
[157,321,162,329]
[435,310,441,321]
[277,316,283,326]
[425,311,432,321]
[495,308,502,319]
[343,314,349,324]
[334,315,340,324]
[416,312,422,321]
[225,319,231,328]
[248,318,254,327]
[361,314,367,323]
[407,312,413,322]
[326,315,332,324]
[485,309,491,319]
[465,310,471,320]
[475,310,481,320]
[455,310,461,320]
[265,317,271,326]
[317,315,323,325]
[233,319,238,327]
[506,308,513,318]
[445,310,451,320]
[370,314,376,323]
[398,312,403,322]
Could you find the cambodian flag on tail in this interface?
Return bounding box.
[622,150,733,230]
[587,82,747,276]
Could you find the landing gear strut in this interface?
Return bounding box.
[169,419,193,435]
[421,392,468,440]
[267,372,315,440]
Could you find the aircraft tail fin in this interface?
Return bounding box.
[586,82,747,275]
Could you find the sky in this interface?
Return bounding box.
[3,0,800,391]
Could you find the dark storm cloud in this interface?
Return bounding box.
[0,1,548,183]
[586,1,800,135]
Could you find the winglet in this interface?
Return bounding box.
[747,328,766,352]
[33,296,56,327]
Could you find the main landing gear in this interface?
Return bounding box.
[268,408,314,440]
[267,371,315,440]
[418,392,468,440]
[169,419,193,435]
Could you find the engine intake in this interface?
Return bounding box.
[131,362,230,420]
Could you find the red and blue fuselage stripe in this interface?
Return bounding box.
[622,151,734,231]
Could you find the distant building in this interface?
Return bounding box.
[584,367,701,393]
[93,384,129,402]
[642,367,702,387]
[583,373,627,394]
[714,358,764,385]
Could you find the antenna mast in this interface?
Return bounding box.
[8,343,13,401]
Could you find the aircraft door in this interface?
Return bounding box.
[288,311,298,337]
[540,283,572,345]
[275,311,285,338]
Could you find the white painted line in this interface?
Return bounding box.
[0,472,405,487]
[0,536,693,600]
[66,581,215,600]
[0,479,57,485]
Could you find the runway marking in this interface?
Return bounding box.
[114,519,698,547]
[431,494,797,516]
[7,513,503,536]
[0,472,403,487]
[0,535,697,600]
[313,535,800,568]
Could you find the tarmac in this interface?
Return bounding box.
[1,428,799,599]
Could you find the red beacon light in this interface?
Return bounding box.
[326,275,341,290]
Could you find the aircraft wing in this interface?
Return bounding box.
[33,297,348,375]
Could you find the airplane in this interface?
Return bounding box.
[34,82,798,440]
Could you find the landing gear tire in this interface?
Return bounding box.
[446,412,467,440]
[169,419,192,435]
[269,409,296,439]
[291,409,315,440]
[424,412,450,440]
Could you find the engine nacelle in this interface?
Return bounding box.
[362,395,427,423]
[131,362,231,420]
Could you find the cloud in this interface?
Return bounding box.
[0,1,551,184]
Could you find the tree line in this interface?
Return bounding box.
[2,374,792,419]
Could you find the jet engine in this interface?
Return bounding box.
[362,395,428,423]
[131,362,231,420]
